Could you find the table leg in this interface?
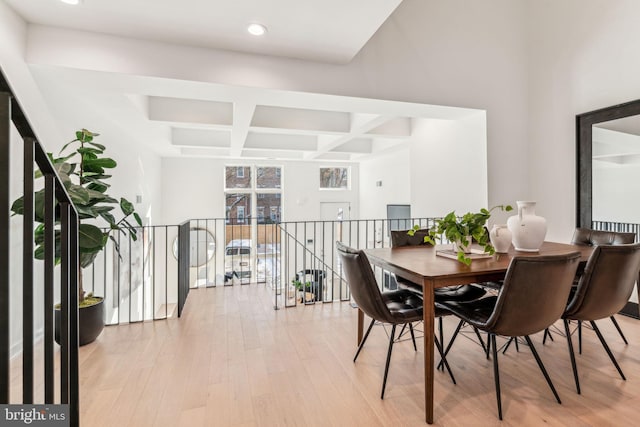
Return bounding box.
[423,280,435,424]
[357,308,364,345]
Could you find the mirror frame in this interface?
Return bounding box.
[577,98,640,227]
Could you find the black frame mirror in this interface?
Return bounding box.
[576,99,640,227]
[577,99,640,319]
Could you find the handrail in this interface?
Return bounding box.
[1,68,80,426]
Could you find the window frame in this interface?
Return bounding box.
[319,166,350,190]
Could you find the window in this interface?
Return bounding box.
[256,193,281,224]
[225,167,282,224]
[320,167,349,189]
[257,166,282,189]
[225,192,251,225]
[270,206,280,222]
[237,206,245,223]
[225,166,251,189]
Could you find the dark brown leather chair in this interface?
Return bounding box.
[570,228,636,348]
[438,252,581,420]
[389,229,486,302]
[390,229,488,357]
[562,243,640,394]
[336,241,455,399]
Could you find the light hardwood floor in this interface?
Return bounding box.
[16,285,640,426]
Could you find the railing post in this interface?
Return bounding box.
[44,175,55,403]
[0,91,10,403]
[59,201,70,405]
[69,209,79,427]
[177,221,191,316]
[22,137,35,403]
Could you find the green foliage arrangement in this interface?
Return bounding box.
[410,205,513,266]
[11,129,141,302]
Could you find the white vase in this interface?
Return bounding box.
[489,224,512,253]
[507,201,547,252]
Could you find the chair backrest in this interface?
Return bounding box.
[336,242,395,324]
[484,253,581,337]
[571,228,635,246]
[565,243,640,320]
[390,229,432,248]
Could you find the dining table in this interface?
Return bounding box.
[362,241,594,424]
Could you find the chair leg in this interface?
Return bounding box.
[610,315,628,345]
[381,324,397,399]
[578,320,582,354]
[486,332,492,359]
[542,328,549,345]
[514,337,520,351]
[502,337,513,354]
[563,319,581,394]
[438,319,464,371]
[409,323,417,352]
[473,327,487,354]
[490,334,503,420]
[590,320,626,381]
[398,323,407,338]
[439,317,444,356]
[524,335,561,404]
[354,319,375,363]
[435,335,456,385]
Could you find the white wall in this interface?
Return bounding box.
[161,158,360,225]
[359,147,411,219]
[410,112,489,217]
[527,0,640,240]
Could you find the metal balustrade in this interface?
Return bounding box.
[1,69,80,426]
[592,220,640,242]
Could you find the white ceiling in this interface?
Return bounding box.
[6,0,480,162]
[6,0,403,64]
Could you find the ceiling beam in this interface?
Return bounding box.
[230,102,256,157]
[306,114,393,159]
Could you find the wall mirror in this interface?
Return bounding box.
[172,228,216,267]
[577,99,640,318]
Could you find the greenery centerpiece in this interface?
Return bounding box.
[410,205,513,266]
[12,129,142,343]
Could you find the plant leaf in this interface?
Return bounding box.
[133,212,142,226]
[84,158,117,169]
[78,223,105,250]
[120,198,135,216]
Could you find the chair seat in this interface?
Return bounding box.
[397,278,487,302]
[438,296,498,330]
[382,289,451,322]
[435,284,487,301]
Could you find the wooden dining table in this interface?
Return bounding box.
[363,241,594,424]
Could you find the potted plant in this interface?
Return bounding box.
[410,205,513,266]
[292,279,315,303]
[12,129,141,345]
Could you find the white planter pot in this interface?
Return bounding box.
[452,237,473,253]
[507,201,547,252]
[489,224,512,253]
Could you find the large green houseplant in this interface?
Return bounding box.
[410,205,513,265]
[12,129,141,343]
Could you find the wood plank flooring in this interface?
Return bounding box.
[14,284,640,426]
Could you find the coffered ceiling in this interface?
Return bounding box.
[6,0,480,162]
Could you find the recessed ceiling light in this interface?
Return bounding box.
[60,0,82,4]
[247,23,267,36]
